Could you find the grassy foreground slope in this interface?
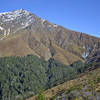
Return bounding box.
[27,56,100,100]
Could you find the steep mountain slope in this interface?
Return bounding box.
[0,9,100,65]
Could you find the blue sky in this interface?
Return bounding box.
[0,0,100,37]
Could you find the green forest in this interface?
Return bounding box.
[0,55,92,100]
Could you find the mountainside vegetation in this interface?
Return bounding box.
[0,55,91,100]
[27,56,100,100]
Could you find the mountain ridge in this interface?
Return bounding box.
[0,9,100,65]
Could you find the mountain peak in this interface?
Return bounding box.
[0,9,39,40]
[12,9,31,14]
[0,9,32,22]
[0,9,38,28]
[0,9,30,14]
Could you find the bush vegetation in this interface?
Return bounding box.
[0,55,92,100]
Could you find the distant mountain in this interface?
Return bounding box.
[0,9,100,65]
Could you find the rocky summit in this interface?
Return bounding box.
[0,9,100,65]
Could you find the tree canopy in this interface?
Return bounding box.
[0,55,87,100]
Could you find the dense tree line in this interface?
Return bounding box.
[0,55,90,100]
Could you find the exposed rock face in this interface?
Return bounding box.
[0,9,100,65]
